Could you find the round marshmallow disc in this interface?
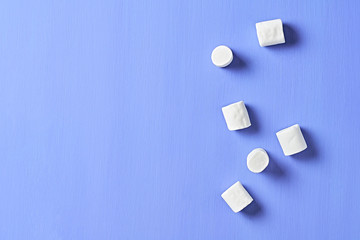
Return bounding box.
[247,148,269,173]
[211,45,233,67]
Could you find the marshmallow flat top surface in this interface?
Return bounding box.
[247,148,269,173]
[222,101,251,131]
[256,19,285,47]
[276,124,307,156]
[211,45,233,67]
[221,181,253,212]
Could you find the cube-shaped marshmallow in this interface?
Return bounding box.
[256,19,285,47]
[276,124,307,156]
[221,181,253,212]
[222,101,251,131]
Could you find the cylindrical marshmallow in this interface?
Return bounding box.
[222,101,251,131]
[211,45,233,67]
[276,124,307,156]
[247,148,269,173]
[256,19,285,47]
[221,181,253,213]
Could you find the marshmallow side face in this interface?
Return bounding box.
[221,181,253,212]
[276,124,307,156]
[211,45,233,67]
[247,148,269,173]
[256,19,285,47]
[222,101,251,131]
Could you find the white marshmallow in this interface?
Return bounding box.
[256,19,285,47]
[211,45,233,67]
[247,148,269,173]
[276,124,307,156]
[222,101,251,131]
[221,181,253,212]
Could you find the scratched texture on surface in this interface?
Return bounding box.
[0,0,359,239]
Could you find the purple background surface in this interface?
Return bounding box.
[0,0,360,239]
